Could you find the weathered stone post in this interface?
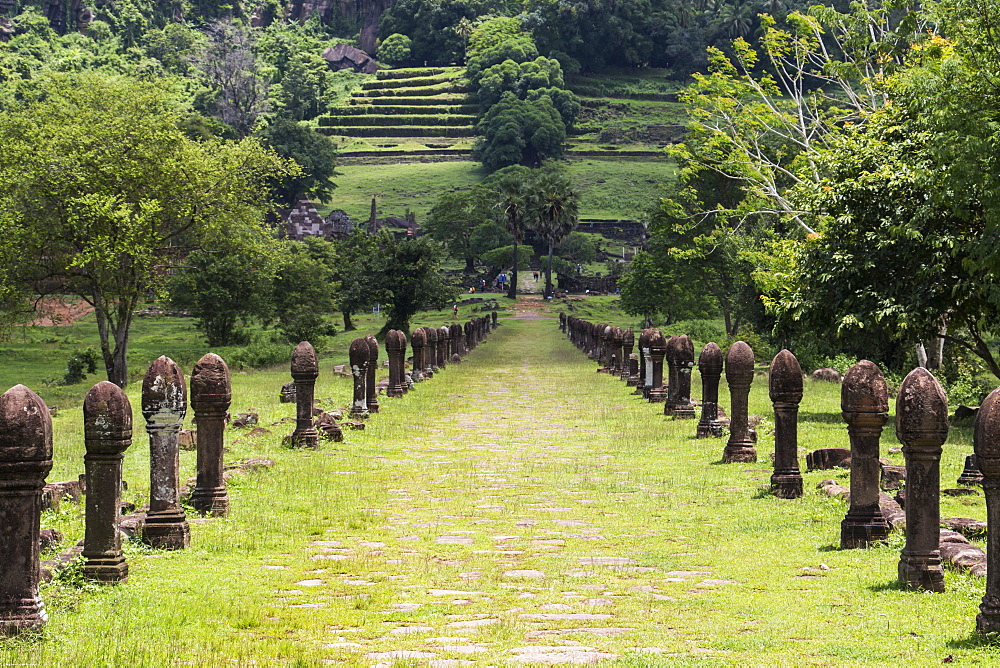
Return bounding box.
[723,341,757,463]
[675,335,696,418]
[449,323,462,358]
[610,327,624,374]
[896,366,948,592]
[82,381,132,582]
[365,335,380,413]
[559,312,566,332]
[386,330,406,398]
[648,331,668,403]
[438,325,450,369]
[639,328,654,397]
[975,387,1000,633]
[958,454,984,486]
[664,336,680,412]
[769,349,804,498]
[141,357,190,549]
[621,328,634,382]
[492,310,498,329]
[840,360,890,549]
[410,327,426,382]
[0,385,53,635]
[289,342,319,448]
[190,354,231,517]
[464,321,474,352]
[697,343,724,438]
[350,337,370,416]
[426,327,439,372]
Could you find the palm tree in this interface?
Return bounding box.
[527,171,579,299]
[455,17,473,64]
[494,174,527,299]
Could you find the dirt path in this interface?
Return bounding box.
[29,297,94,326]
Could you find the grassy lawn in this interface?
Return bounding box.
[2,298,996,664]
[324,158,676,223]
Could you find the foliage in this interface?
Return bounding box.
[554,232,596,264]
[62,348,99,385]
[423,185,497,270]
[271,238,339,345]
[469,221,513,256]
[168,249,275,347]
[0,71,295,386]
[480,244,532,271]
[526,168,579,298]
[367,234,458,334]
[256,118,339,208]
[191,21,269,138]
[473,92,566,171]
[378,33,413,66]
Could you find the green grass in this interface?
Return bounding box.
[3,307,995,664]
[324,158,676,223]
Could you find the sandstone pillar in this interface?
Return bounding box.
[82,381,132,582]
[190,353,232,517]
[365,335,380,413]
[723,341,756,463]
[664,336,680,413]
[290,342,319,448]
[438,326,450,369]
[0,385,53,635]
[975,387,1000,633]
[621,328,634,382]
[697,343,723,438]
[769,349,803,498]
[141,357,190,549]
[840,360,890,549]
[424,327,438,375]
[410,327,426,382]
[350,337,370,416]
[386,330,406,397]
[897,367,948,592]
[648,331,667,403]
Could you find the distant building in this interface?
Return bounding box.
[322,43,379,74]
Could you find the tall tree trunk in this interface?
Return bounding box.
[544,244,554,298]
[343,310,355,331]
[465,255,475,272]
[507,239,518,299]
[93,293,131,388]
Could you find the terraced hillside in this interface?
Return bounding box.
[317,67,478,140]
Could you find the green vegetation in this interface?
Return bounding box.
[1,317,995,663]
[325,159,675,223]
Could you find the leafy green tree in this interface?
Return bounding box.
[192,20,269,138]
[0,71,295,386]
[467,16,523,57]
[555,232,596,265]
[333,228,383,332]
[469,221,513,257]
[526,170,579,298]
[480,244,532,273]
[474,92,566,172]
[272,238,339,345]
[256,118,339,208]
[378,33,413,66]
[423,186,496,270]
[493,171,529,298]
[270,51,330,121]
[168,248,275,346]
[368,234,458,334]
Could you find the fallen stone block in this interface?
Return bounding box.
[807,448,852,471]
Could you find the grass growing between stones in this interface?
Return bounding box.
[2,309,996,665]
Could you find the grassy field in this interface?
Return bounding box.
[1,298,996,664]
[324,158,675,223]
[0,299,498,410]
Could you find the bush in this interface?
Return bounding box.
[223,337,292,371]
[377,33,412,66]
[661,319,727,346]
[62,347,100,385]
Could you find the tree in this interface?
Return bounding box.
[368,234,458,334]
[332,229,383,332]
[474,92,566,172]
[493,171,529,298]
[193,21,269,138]
[256,118,339,208]
[378,33,413,66]
[272,237,339,344]
[0,72,296,386]
[526,170,579,298]
[168,248,275,346]
[423,186,496,270]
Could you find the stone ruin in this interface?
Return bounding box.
[278,200,355,241]
[322,43,379,74]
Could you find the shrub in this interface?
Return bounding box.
[377,33,412,66]
[62,348,99,385]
